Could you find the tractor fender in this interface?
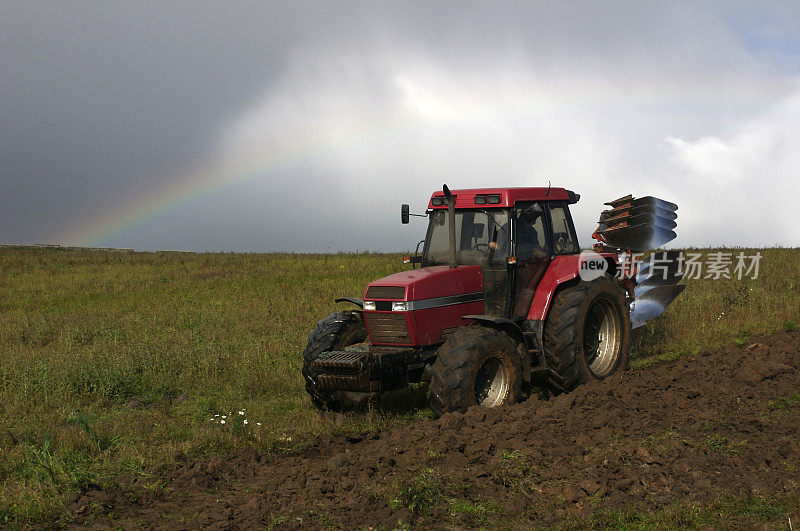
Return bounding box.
[334,297,364,309]
[462,315,532,382]
[526,253,620,322]
[526,255,581,321]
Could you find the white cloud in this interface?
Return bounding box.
[665,135,757,186]
[664,86,800,246]
[215,47,628,250]
[205,6,800,251]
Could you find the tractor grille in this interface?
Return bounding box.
[365,312,411,345]
[365,285,405,300]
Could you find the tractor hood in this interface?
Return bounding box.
[365,265,484,302]
[363,265,485,346]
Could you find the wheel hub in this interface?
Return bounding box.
[474,357,509,407]
[583,296,620,377]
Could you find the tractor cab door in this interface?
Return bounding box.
[510,201,581,319]
[511,202,551,319]
[466,210,511,317]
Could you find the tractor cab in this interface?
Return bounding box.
[416,188,580,319]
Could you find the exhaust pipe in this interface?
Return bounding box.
[443,184,458,268]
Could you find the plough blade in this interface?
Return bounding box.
[630,284,686,329]
[634,273,684,296]
[605,195,678,212]
[635,251,683,283]
[598,223,677,251]
[634,250,684,296]
[597,213,677,232]
[600,204,678,222]
[595,194,679,251]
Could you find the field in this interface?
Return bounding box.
[1,246,799,527]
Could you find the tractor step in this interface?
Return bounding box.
[313,350,372,392]
[530,365,567,394]
[313,350,368,373]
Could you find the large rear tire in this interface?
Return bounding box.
[301,311,369,410]
[428,326,524,416]
[543,274,631,391]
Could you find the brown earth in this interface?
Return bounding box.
[70,330,800,529]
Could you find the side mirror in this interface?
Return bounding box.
[401,204,410,224]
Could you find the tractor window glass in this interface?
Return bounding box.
[424,209,510,266]
[513,206,547,262]
[549,204,580,255]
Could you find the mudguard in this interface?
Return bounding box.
[334,297,364,308]
[462,315,532,382]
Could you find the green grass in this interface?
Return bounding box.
[630,247,800,366]
[558,494,793,529]
[391,468,499,526]
[0,246,798,525]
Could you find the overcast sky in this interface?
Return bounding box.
[2,1,799,252]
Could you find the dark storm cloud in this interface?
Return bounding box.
[1,1,324,243]
[2,1,799,251]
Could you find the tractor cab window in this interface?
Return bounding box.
[513,205,547,261]
[548,203,580,255]
[423,209,511,267]
[423,208,511,317]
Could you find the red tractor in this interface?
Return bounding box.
[302,185,684,415]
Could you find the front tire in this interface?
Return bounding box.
[543,274,631,391]
[428,327,524,416]
[301,311,368,410]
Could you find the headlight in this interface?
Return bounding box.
[363,301,376,311]
[391,301,408,312]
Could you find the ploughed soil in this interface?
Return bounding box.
[71,330,800,529]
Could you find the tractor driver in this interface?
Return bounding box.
[488,205,547,262]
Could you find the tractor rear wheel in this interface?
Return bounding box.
[543,274,631,391]
[428,326,524,416]
[301,311,369,410]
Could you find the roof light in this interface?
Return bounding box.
[487,195,501,204]
[431,197,444,206]
[474,195,487,205]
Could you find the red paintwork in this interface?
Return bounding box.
[526,253,619,321]
[428,187,570,209]
[412,301,484,345]
[364,265,485,347]
[527,255,580,321]
[365,265,484,300]
[364,250,627,345]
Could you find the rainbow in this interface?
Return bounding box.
[56,119,373,248]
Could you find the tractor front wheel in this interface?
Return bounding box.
[301,311,370,411]
[543,274,631,391]
[428,326,524,416]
